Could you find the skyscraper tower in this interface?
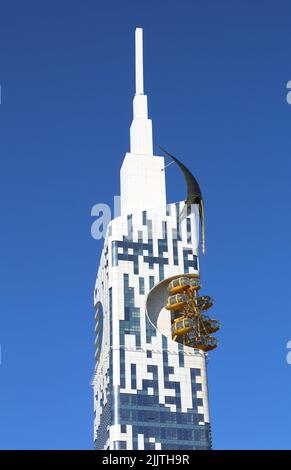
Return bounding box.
[93,28,219,450]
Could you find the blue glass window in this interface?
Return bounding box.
[142,211,147,225]
[131,364,137,389]
[114,441,127,450]
[139,277,145,295]
[187,218,192,243]
[95,302,103,364]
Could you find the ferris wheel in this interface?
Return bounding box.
[165,275,220,352]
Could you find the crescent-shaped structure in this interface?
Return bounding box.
[158,146,206,255]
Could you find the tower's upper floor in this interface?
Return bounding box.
[120,28,166,216]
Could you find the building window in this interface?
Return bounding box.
[187,218,192,243]
[114,441,127,450]
[95,302,104,364]
[112,241,118,266]
[139,277,145,295]
[149,276,155,290]
[131,364,137,389]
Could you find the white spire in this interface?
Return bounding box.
[130,27,153,156]
[135,27,144,95]
[120,27,166,216]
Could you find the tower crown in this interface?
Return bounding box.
[130,28,153,156]
[120,27,166,216]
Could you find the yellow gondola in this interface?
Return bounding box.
[194,295,213,311]
[188,277,201,291]
[186,333,218,352]
[196,336,217,352]
[171,317,193,338]
[200,316,220,334]
[166,293,189,311]
[168,277,190,295]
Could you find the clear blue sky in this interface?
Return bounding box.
[0,0,291,450]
